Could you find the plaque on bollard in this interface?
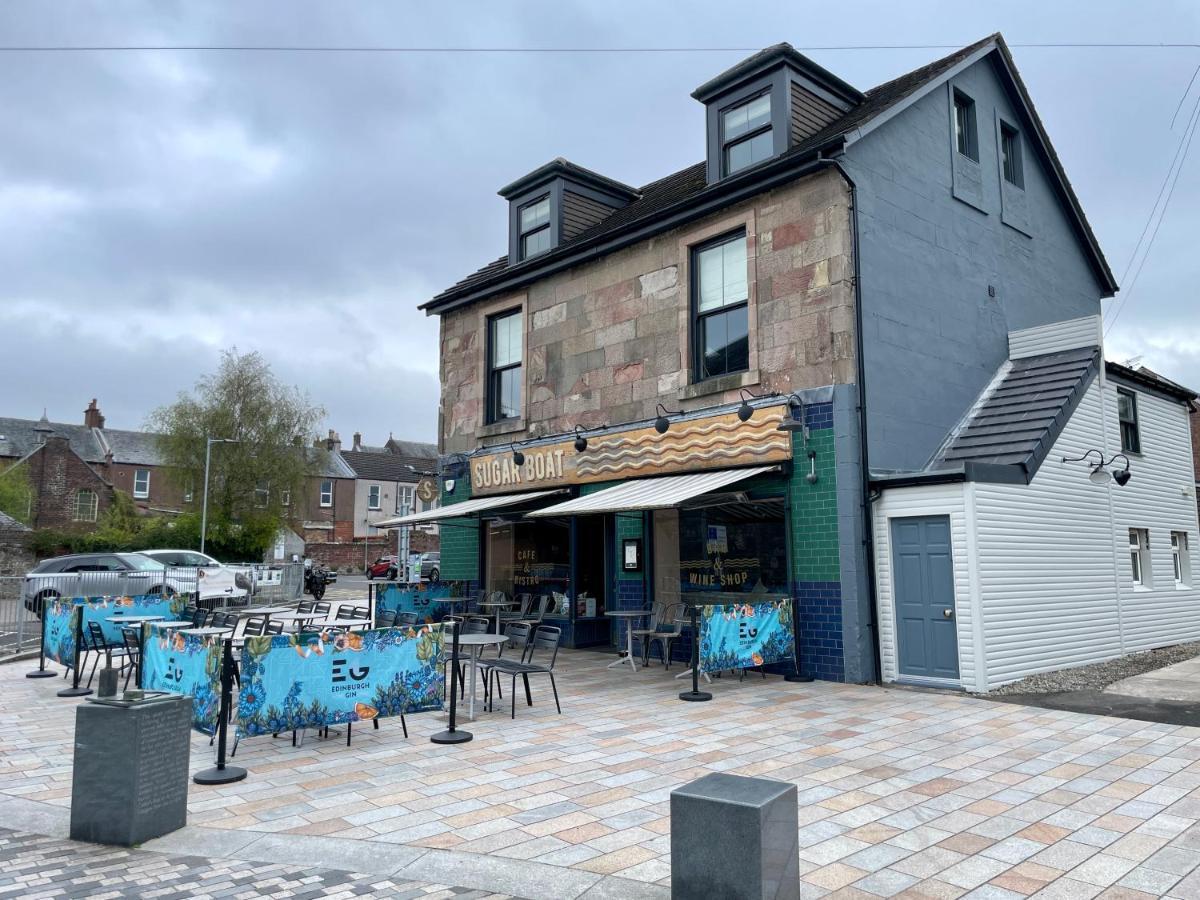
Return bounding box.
[70,693,192,846]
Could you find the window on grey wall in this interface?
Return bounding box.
[368,484,381,510]
[319,479,333,507]
[487,309,523,422]
[1118,389,1141,453]
[692,231,750,381]
[722,93,773,175]
[953,90,978,161]
[1000,122,1024,188]
[518,196,551,260]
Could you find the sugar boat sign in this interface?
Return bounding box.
[469,408,791,496]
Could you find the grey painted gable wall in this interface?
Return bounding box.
[842,53,1105,473]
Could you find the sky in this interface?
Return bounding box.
[2,1,1199,445]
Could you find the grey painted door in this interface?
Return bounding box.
[891,516,959,680]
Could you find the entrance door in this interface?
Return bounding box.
[891,516,959,681]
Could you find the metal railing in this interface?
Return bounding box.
[0,562,303,659]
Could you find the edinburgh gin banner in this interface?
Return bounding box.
[141,623,223,735]
[697,599,795,674]
[374,584,451,624]
[42,599,79,668]
[236,625,445,738]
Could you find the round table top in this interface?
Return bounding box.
[605,610,650,618]
[237,606,292,615]
[105,615,165,622]
[317,618,372,628]
[178,626,234,635]
[271,611,322,620]
[154,620,195,628]
[453,633,506,646]
[477,599,514,607]
[430,596,461,603]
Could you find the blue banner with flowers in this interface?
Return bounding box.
[80,594,187,645]
[43,599,80,668]
[236,624,445,738]
[141,623,223,735]
[374,584,452,624]
[698,599,794,674]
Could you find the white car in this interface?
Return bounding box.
[139,549,254,600]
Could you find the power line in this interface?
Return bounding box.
[0,42,1199,53]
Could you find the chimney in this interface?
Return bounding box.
[352,431,362,451]
[325,429,341,452]
[83,398,105,429]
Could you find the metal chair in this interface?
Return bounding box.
[312,601,331,617]
[190,607,211,628]
[335,603,357,620]
[488,625,561,719]
[84,621,127,688]
[497,593,532,626]
[265,620,284,635]
[635,603,684,669]
[242,615,268,636]
[120,626,142,691]
[376,609,397,628]
[297,599,315,614]
[396,611,418,628]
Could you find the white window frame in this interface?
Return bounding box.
[254,481,270,508]
[1172,531,1191,587]
[396,485,413,515]
[280,489,291,507]
[133,468,150,499]
[319,480,333,508]
[73,489,98,522]
[1129,528,1151,589]
[367,484,382,511]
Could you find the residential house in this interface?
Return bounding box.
[397,34,1199,687]
[340,433,439,544]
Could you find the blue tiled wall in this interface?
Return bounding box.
[795,580,845,681]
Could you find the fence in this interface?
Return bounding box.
[0,562,303,660]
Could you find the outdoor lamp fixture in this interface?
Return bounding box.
[200,437,239,555]
[510,442,525,467]
[736,388,760,423]
[654,403,682,435]
[805,450,819,484]
[1062,449,1133,487]
[775,394,809,440]
[573,425,589,453]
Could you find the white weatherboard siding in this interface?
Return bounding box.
[873,369,1200,691]
[872,484,975,688]
[1007,315,1101,359]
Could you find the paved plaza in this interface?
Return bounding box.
[4,650,1200,898]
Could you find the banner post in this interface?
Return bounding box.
[431,622,471,744]
[26,602,57,679]
[58,604,93,698]
[679,603,712,703]
[194,638,247,785]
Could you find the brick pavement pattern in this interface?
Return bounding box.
[0,826,518,899]
[5,648,1200,897]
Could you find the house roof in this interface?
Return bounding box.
[306,447,356,479]
[95,426,165,467]
[422,34,1116,314]
[931,345,1101,483]
[0,416,107,463]
[1107,362,1198,403]
[341,449,434,482]
[0,510,30,533]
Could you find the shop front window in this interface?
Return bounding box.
[484,519,571,616]
[674,501,788,596]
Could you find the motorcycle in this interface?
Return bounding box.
[304,562,331,601]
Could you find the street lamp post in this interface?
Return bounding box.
[200,437,238,555]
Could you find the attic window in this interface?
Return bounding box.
[1000,122,1024,188]
[518,196,552,260]
[953,90,978,161]
[722,93,773,175]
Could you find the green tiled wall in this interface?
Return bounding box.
[438,475,479,582]
[789,427,840,583]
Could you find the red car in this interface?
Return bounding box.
[365,555,399,580]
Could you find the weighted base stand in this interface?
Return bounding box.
[785,672,814,683]
[679,690,713,702]
[430,730,473,744]
[27,670,56,679]
[678,604,712,703]
[194,638,247,785]
[193,765,248,785]
[57,686,93,697]
[29,604,57,678]
[431,621,472,744]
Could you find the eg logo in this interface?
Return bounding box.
[163,656,183,683]
[738,621,758,642]
[332,659,370,683]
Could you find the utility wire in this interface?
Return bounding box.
[0,42,1199,52]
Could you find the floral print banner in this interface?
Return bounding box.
[374,584,452,624]
[236,625,445,738]
[41,594,188,669]
[43,599,79,668]
[698,599,795,674]
[141,623,223,735]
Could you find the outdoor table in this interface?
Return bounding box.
[431,596,465,617]
[269,611,321,630]
[477,598,515,635]
[155,621,194,628]
[672,613,713,685]
[177,626,234,636]
[453,633,506,720]
[105,615,166,623]
[315,617,372,630]
[604,610,650,672]
[221,605,291,615]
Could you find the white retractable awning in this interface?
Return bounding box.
[525,466,779,518]
[373,488,567,527]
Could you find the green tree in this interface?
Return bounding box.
[0,463,33,525]
[147,349,325,556]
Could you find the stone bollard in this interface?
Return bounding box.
[670,773,799,900]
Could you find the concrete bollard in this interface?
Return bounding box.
[670,773,799,900]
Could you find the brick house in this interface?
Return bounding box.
[393,35,1200,689]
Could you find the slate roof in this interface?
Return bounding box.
[342,449,434,482]
[96,427,165,467]
[0,416,107,463]
[424,33,1113,313]
[933,346,1101,482]
[306,447,356,479]
[0,510,30,533]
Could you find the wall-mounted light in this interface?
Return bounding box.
[654,403,682,435]
[1062,449,1133,487]
[573,425,589,453]
[509,442,526,467]
[736,389,759,423]
[805,450,818,484]
[775,394,809,441]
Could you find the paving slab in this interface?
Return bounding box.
[1107,655,1200,703]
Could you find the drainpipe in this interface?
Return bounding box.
[831,159,883,685]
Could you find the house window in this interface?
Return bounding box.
[518,196,551,260]
[692,231,750,381]
[254,481,269,508]
[722,92,773,175]
[368,484,381,510]
[1172,532,1191,586]
[319,480,333,507]
[953,90,978,161]
[1129,528,1151,587]
[397,485,413,514]
[487,309,523,422]
[280,489,291,507]
[133,468,150,499]
[1118,389,1141,453]
[1000,122,1024,188]
[73,489,98,522]
[183,481,193,504]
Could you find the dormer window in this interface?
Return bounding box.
[519,196,552,260]
[722,93,773,175]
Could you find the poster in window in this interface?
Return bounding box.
[622,538,642,572]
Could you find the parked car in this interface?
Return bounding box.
[140,548,256,595]
[21,551,245,614]
[416,551,440,583]
[365,555,399,580]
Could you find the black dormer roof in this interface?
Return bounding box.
[690,42,864,106]
[498,158,640,203]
